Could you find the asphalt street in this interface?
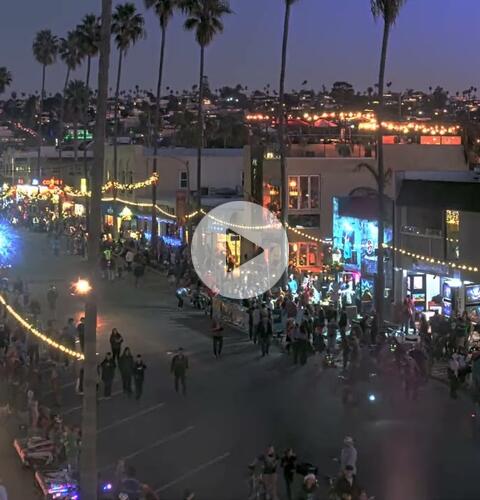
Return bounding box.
[1,228,480,500]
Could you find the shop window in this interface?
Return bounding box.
[179,171,188,189]
[288,175,320,210]
[289,242,319,268]
[310,176,320,208]
[288,177,298,209]
[300,176,309,209]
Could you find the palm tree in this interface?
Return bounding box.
[77,14,101,229]
[111,2,145,214]
[80,2,112,500]
[0,67,12,95]
[65,80,89,164]
[32,29,58,178]
[77,14,101,90]
[144,0,179,247]
[182,0,232,210]
[58,30,83,157]
[279,0,300,285]
[371,0,406,327]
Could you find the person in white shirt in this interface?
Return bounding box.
[340,436,358,474]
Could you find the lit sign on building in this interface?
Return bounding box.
[42,177,64,188]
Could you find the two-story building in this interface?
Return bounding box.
[253,141,468,275]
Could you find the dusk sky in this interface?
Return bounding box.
[2,0,479,95]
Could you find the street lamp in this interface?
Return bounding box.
[72,278,92,295]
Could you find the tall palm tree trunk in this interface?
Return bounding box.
[112,50,123,235]
[196,45,205,211]
[279,2,291,286]
[375,20,390,329]
[151,25,167,250]
[80,1,112,499]
[84,56,92,231]
[58,67,70,159]
[36,64,46,179]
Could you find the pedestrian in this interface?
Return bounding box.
[77,317,85,353]
[46,285,58,317]
[109,328,124,363]
[27,335,40,367]
[259,445,279,500]
[339,309,348,340]
[448,352,460,399]
[176,287,188,309]
[50,363,61,407]
[297,474,319,500]
[133,260,145,287]
[107,256,116,282]
[212,317,224,358]
[171,347,188,396]
[252,304,261,344]
[280,448,297,500]
[257,312,273,357]
[334,466,360,499]
[340,436,357,474]
[119,347,134,396]
[133,354,147,400]
[125,249,134,272]
[100,352,116,398]
[327,315,338,354]
[341,335,351,371]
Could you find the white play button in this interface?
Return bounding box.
[191,201,288,299]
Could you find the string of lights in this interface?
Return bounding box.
[0,295,84,361]
[101,196,176,218]
[383,243,479,273]
[63,173,159,198]
[286,224,332,246]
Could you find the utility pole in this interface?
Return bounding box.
[80,1,112,499]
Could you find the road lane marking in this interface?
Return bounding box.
[62,390,123,416]
[155,452,231,493]
[99,425,195,472]
[97,402,165,434]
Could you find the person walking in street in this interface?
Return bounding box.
[212,317,224,358]
[110,328,124,364]
[119,347,134,396]
[171,347,189,396]
[77,317,85,353]
[327,314,338,354]
[133,258,145,287]
[46,284,58,318]
[100,352,116,398]
[133,354,147,400]
[448,351,460,399]
[281,448,297,500]
[334,465,361,499]
[258,445,279,500]
[257,311,273,357]
[252,304,261,344]
[340,436,358,474]
[176,287,188,309]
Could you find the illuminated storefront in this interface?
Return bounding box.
[289,242,319,269]
[332,196,393,301]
